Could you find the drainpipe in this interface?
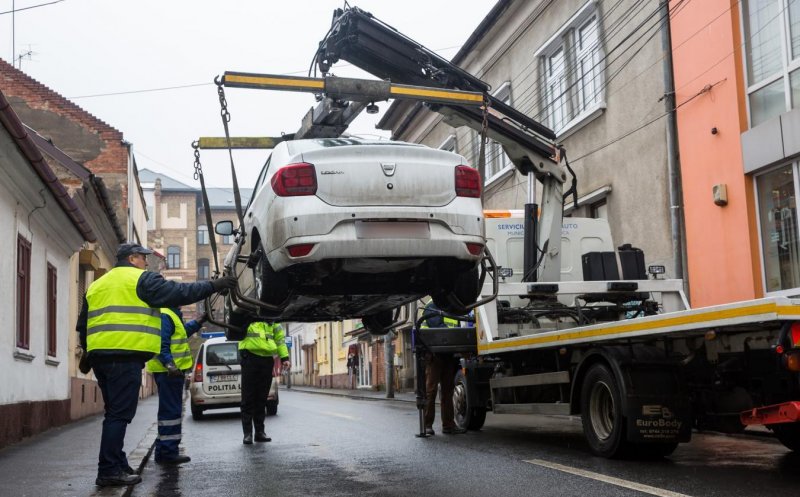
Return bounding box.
[660,0,688,296]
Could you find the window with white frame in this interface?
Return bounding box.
[536,1,604,135]
[197,225,209,245]
[484,83,514,183]
[743,0,800,126]
[757,162,800,293]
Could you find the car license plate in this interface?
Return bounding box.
[210,374,239,383]
[355,221,430,239]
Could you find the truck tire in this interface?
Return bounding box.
[580,363,630,458]
[255,242,289,305]
[190,403,204,421]
[454,371,486,430]
[773,423,800,451]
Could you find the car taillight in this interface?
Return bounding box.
[193,363,203,383]
[465,243,484,256]
[271,162,317,196]
[287,243,315,257]
[455,165,481,198]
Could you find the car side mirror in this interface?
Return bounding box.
[215,220,235,236]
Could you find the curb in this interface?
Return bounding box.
[289,387,418,404]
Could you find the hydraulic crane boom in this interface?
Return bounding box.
[314,6,569,282]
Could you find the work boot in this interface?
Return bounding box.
[123,465,136,475]
[156,455,191,465]
[442,426,467,435]
[254,432,272,442]
[243,434,253,445]
[95,473,142,487]
[424,426,435,436]
[242,419,253,444]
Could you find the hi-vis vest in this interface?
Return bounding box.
[146,308,193,372]
[421,303,459,328]
[239,322,289,358]
[86,266,161,355]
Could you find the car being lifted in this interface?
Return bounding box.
[216,137,485,334]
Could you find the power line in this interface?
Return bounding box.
[0,0,64,16]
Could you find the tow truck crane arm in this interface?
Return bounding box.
[314,5,567,282]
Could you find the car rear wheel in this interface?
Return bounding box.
[433,265,479,315]
[254,242,290,306]
[362,310,394,335]
[191,403,204,421]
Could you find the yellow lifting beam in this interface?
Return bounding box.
[222,72,485,106]
[196,136,289,149]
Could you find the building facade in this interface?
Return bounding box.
[379,0,682,281]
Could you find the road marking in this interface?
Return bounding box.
[319,410,359,421]
[523,459,693,497]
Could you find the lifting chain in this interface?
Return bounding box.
[214,76,246,230]
[476,95,491,203]
[191,140,221,279]
[192,140,203,181]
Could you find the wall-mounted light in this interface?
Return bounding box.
[713,183,728,206]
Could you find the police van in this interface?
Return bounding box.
[189,336,279,420]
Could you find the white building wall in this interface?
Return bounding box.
[0,134,84,405]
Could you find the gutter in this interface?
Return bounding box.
[0,90,96,243]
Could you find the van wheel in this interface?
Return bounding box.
[191,403,204,421]
[254,242,289,305]
[454,371,485,430]
[581,363,630,458]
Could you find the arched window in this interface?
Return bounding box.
[167,246,181,269]
[197,258,210,280]
[197,225,209,245]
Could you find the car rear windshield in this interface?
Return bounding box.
[206,343,240,366]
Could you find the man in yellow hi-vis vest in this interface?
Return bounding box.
[76,243,236,488]
[146,307,206,465]
[239,321,291,444]
[421,301,467,436]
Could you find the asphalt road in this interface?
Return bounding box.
[131,390,800,497]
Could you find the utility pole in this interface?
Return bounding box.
[384,330,395,398]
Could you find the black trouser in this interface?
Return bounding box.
[240,351,274,435]
[93,360,143,477]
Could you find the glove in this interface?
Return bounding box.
[166,362,183,377]
[211,275,237,292]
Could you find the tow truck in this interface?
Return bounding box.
[202,5,800,458]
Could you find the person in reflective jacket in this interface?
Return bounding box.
[420,301,467,436]
[76,243,236,488]
[238,321,291,444]
[146,307,205,465]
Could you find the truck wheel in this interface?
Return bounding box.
[454,371,486,430]
[255,242,289,305]
[580,363,630,458]
[773,423,800,451]
[190,403,204,421]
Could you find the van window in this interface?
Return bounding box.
[206,343,240,366]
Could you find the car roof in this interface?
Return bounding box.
[204,336,239,346]
[285,137,424,155]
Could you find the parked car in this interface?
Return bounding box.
[217,138,485,333]
[189,337,279,420]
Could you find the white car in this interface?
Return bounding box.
[189,337,279,420]
[217,138,485,333]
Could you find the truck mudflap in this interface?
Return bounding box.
[740,401,800,426]
[625,397,692,444]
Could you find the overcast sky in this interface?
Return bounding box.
[1,0,496,188]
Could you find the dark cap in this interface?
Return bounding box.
[116,243,153,259]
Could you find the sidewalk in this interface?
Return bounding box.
[0,395,159,497]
